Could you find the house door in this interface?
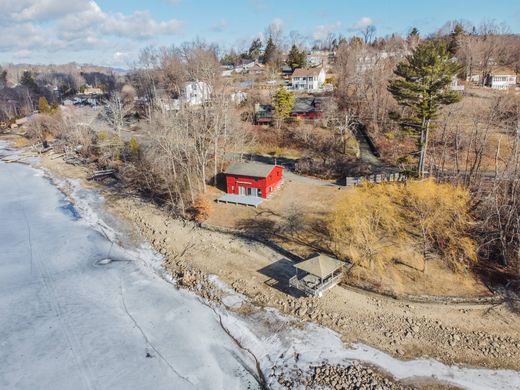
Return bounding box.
[238,186,246,195]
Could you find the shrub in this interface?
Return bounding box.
[192,196,212,223]
[327,179,476,274]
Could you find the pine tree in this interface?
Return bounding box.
[388,40,462,177]
[408,27,420,39]
[38,96,50,113]
[350,36,363,48]
[447,24,464,55]
[248,38,263,61]
[287,45,306,70]
[273,86,295,127]
[0,67,7,89]
[262,36,276,64]
[20,70,37,90]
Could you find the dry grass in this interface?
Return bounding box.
[348,259,490,297]
[205,178,489,297]
[249,144,303,159]
[14,137,31,147]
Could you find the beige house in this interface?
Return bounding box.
[486,67,517,90]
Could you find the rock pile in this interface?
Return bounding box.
[271,361,414,390]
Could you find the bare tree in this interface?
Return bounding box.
[102,92,133,137]
[361,25,376,44]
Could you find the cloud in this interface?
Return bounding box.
[13,50,32,59]
[100,10,182,39]
[270,18,284,31]
[0,0,91,23]
[0,0,184,64]
[313,21,341,40]
[350,16,373,31]
[110,51,133,67]
[211,19,228,32]
[249,0,267,11]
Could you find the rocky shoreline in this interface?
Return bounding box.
[3,139,520,388]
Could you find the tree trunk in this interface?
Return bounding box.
[418,119,431,178]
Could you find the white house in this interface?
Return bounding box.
[486,67,517,90]
[291,67,326,91]
[183,81,211,105]
[450,76,465,91]
[307,50,330,68]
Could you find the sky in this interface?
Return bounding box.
[1,0,519,68]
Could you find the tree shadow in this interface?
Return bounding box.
[236,216,278,240]
[257,258,306,298]
[471,262,520,314]
[235,210,336,257]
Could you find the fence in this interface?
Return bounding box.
[344,172,406,187]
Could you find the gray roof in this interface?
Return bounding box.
[224,162,278,178]
[292,96,330,114]
[294,253,343,278]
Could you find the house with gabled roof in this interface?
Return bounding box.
[291,67,326,91]
[486,67,517,90]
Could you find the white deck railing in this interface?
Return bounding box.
[289,273,342,296]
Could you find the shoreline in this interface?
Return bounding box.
[2,135,520,389]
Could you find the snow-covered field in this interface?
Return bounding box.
[0,160,260,389]
[1,147,519,390]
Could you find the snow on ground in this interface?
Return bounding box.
[1,149,520,390]
[0,161,260,390]
[223,308,520,389]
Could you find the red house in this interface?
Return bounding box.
[224,162,283,199]
[291,97,324,120]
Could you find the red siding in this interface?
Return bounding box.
[291,111,322,120]
[225,166,283,199]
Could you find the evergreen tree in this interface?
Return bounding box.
[287,45,306,70]
[221,49,240,66]
[248,38,263,61]
[408,27,420,39]
[388,40,462,177]
[262,36,276,64]
[273,86,295,127]
[38,96,50,113]
[0,67,7,89]
[20,70,37,90]
[447,24,464,55]
[350,36,363,48]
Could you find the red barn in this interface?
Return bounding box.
[224,162,283,199]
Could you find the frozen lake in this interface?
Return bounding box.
[0,160,260,389]
[1,146,519,390]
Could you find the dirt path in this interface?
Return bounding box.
[34,152,520,373]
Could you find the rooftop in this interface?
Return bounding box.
[292,67,324,78]
[490,66,517,75]
[224,161,278,178]
[292,96,326,114]
[294,253,343,279]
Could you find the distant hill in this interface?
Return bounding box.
[1,63,126,85]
